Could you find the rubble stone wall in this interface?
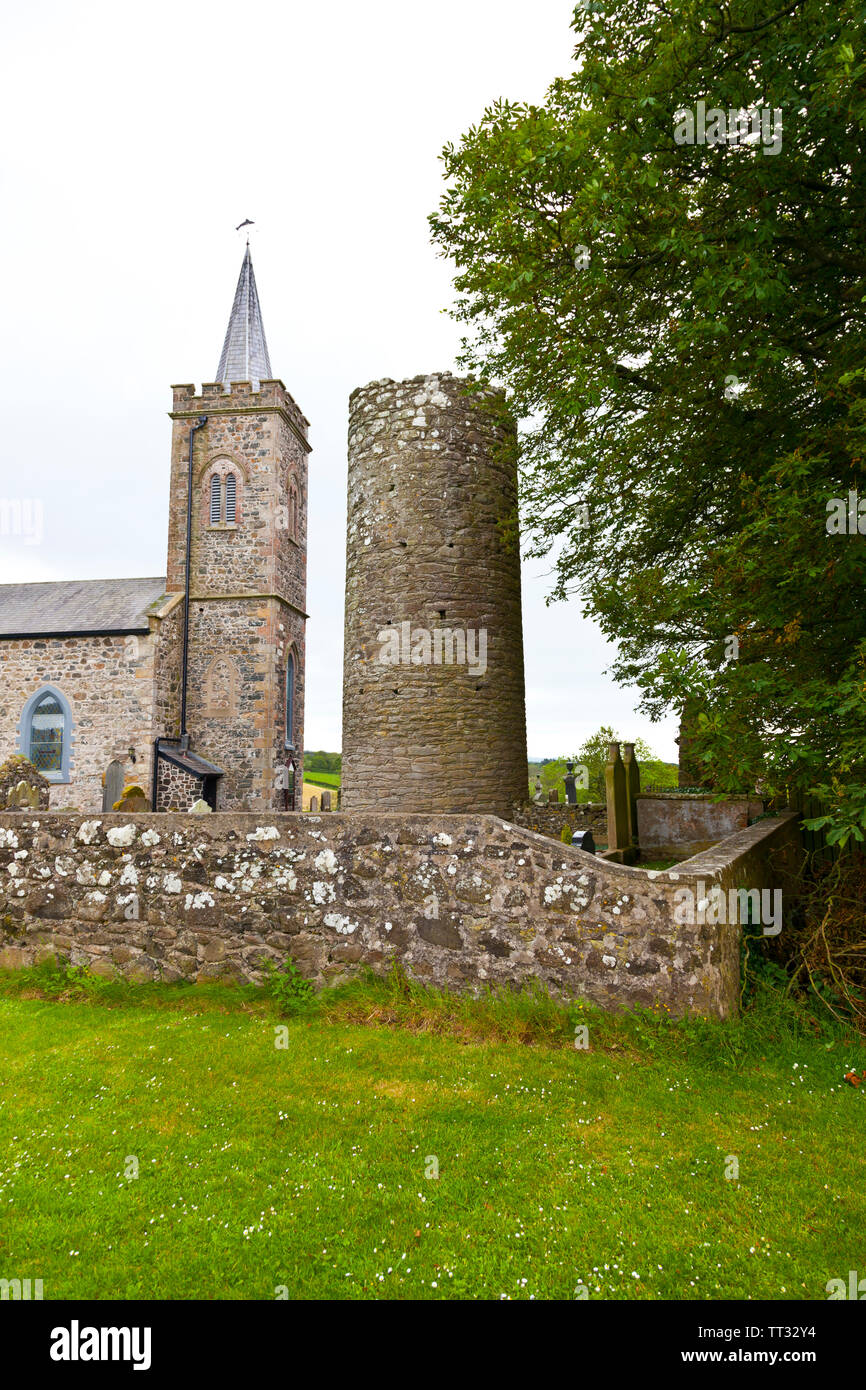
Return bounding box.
[0,810,800,1019]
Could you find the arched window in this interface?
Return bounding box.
[206,467,241,526]
[287,478,300,542]
[285,652,295,749]
[20,685,73,783]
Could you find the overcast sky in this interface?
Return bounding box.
[0,0,679,763]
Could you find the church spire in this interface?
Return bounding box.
[216,244,273,390]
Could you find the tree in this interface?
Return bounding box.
[532,727,677,800]
[432,0,866,843]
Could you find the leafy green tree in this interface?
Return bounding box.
[432,0,866,843]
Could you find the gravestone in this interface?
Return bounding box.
[7,780,39,809]
[189,799,212,815]
[548,789,559,804]
[564,761,578,805]
[622,743,641,847]
[321,790,332,812]
[113,785,149,813]
[103,760,125,812]
[605,742,630,853]
[532,776,544,803]
[309,795,319,813]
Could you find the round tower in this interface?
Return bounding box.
[342,372,527,816]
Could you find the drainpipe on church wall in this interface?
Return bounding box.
[180,416,208,748]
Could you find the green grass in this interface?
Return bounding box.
[0,963,863,1301]
[303,771,341,789]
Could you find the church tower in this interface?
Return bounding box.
[161,245,310,810]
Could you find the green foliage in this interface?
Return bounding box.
[560,824,573,844]
[303,751,342,774]
[431,0,866,846]
[265,956,316,1014]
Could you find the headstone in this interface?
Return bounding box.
[622,743,641,847]
[605,742,630,852]
[189,798,212,814]
[103,760,125,812]
[564,761,578,805]
[532,776,544,803]
[573,829,596,855]
[548,789,559,804]
[113,786,149,813]
[309,795,319,813]
[321,790,332,812]
[7,780,39,809]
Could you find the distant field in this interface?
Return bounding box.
[304,772,341,789]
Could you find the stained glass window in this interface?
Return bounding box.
[29,692,65,773]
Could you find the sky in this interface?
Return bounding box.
[0,0,679,763]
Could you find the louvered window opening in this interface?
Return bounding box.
[225,474,237,523]
[210,474,221,524]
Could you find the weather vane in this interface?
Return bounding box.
[235,219,254,244]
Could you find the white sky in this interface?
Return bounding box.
[0,0,679,763]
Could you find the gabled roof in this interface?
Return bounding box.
[216,244,273,390]
[0,577,168,639]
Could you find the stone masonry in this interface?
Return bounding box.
[342,375,527,817]
[0,595,180,812]
[166,380,311,811]
[0,809,801,1019]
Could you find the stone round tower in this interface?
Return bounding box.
[342,372,527,816]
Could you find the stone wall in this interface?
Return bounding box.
[0,809,800,1019]
[512,801,608,842]
[155,758,205,812]
[0,631,161,812]
[166,381,310,812]
[637,793,764,858]
[342,374,527,817]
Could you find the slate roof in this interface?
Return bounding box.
[216,244,273,390]
[156,742,224,777]
[0,577,168,638]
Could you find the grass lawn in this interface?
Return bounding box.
[0,967,863,1301]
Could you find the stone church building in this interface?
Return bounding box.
[0,247,310,812]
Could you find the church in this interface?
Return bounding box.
[0,247,310,813]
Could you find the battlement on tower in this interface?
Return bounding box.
[170,380,310,444]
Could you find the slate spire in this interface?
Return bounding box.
[216,244,272,390]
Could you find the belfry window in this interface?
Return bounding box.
[208,471,239,525]
[20,685,72,783]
